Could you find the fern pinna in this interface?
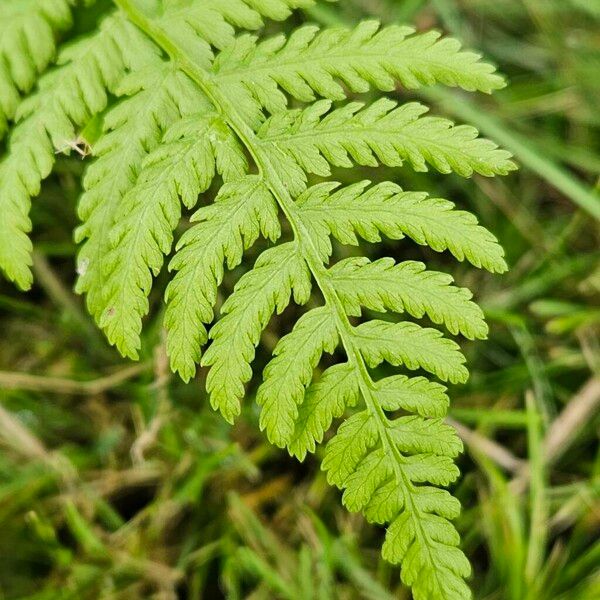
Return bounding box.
[0,1,516,597]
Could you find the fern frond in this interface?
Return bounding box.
[296,180,508,272]
[330,257,488,339]
[213,21,505,126]
[2,2,518,596]
[165,175,280,380]
[259,98,516,194]
[0,14,154,290]
[0,0,74,138]
[202,243,311,422]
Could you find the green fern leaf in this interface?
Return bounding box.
[217,21,506,94]
[0,13,153,290]
[242,0,315,20]
[101,105,246,359]
[257,307,339,447]
[259,98,516,194]
[213,21,505,127]
[355,320,469,384]
[165,176,279,381]
[323,409,470,600]
[383,511,471,600]
[374,375,449,418]
[0,0,74,138]
[296,180,508,272]
[322,411,379,487]
[390,416,463,457]
[0,2,518,596]
[76,62,202,317]
[201,0,315,25]
[160,0,314,61]
[330,257,488,339]
[202,243,311,422]
[288,362,359,460]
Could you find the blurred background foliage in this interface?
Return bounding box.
[0,0,599,598]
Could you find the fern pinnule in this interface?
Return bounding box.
[256,306,340,447]
[259,98,516,194]
[353,319,469,383]
[159,0,314,67]
[99,88,237,359]
[330,257,488,339]
[374,375,450,417]
[296,180,509,272]
[0,0,74,138]
[213,20,506,128]
[193,0,316,31]
[76,62,189,318]
[288,362,359,460]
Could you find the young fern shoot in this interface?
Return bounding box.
[0,1,516,597]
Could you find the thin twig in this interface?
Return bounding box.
[524,390,547,583]
[32,252,89,327]
[131,337,171,464]
[0,403,49,461]
[0,403,77,487]
[511,377,600,494]
[32,251,106,351]
[543,377,600,463]
[0,362,150,395]
[113,550,184,587]
[89,465,164,497]
[550,482,600,532]
[446,416,525,473]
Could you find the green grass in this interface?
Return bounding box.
[0,0,599,598]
